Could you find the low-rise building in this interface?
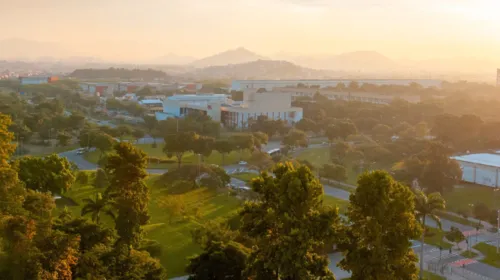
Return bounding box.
[154,91,302,128]
[451,153,500,188]
[20,76,58,85]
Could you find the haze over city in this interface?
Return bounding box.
[1,0,500,70]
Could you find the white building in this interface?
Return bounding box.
[220,91,302,128]
[451,153,500,188]
[155,91,302,128]
[231,79,443,91]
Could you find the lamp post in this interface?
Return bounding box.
[495,188,500,254]
[468,203,474,252]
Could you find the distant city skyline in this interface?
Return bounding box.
[1,0,500,62]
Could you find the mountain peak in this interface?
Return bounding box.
[191,47,266,68]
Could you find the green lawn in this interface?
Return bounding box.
[232,172,259,183]
[85,143,252,168]
[436,211,483,228]
[461,250,479,258]
[422,270,445,280]
[443,184,500,213]
[57,174,243,277]
[473,242,500,268]
[296,147,331,168]
[423,227,453,249]
[323,195,349,214]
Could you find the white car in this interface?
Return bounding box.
[238,161,247,165]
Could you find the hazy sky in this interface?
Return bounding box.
[1,0,500,60]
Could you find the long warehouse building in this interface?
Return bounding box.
[451,153,500,188]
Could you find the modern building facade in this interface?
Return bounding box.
[155,91,302,128]
[451,153,500,188]
[231,79,443,91]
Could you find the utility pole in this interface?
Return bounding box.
[497,209,499,254]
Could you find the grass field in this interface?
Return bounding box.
[473,242,500,268]
[57,173,243,277]
[461,250,479,258]
[85,143,252,169]
[423,227,453,249]
[323,195,349,214]
[436,211,483,228]
[443,184,500,213]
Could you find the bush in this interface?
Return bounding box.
[76,171,89,185]
[167,180,195,195]
[94,169,108,188]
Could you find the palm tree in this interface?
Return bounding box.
[414,190,445,280]
[81,192,116,224]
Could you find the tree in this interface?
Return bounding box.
[372,124,393,142]
[415,122,428,138]
[414,190,445,280]
[67,113,86,131]
[446,227,465,249]
[326,120,357,142]
[76,171,90,185]
[252,131,268,151]
[164,131,199,168]
[15,154,76,194]
[230,133,255,160]
[94,168,109,188]
[247,151,274,171]
[319,163,348,182]
[57,131,72,146]
[192,136,215,161]
[0,114,16,165]
[143,115,158,139]
[186,241,250,280]
[295,118,318,134]
[338,171,422,280]
[419,142,462,193]
[282,128,308,150]
[158,194,186,224]
[79,129,97,150]
[117,125,132,140]
[240,162,340,279]
[330,141,350,164]
[132,128,146,143]
[214,139,234,165]
[81,192,116,224]
[105,142,150,248]
[94,132,115,159]
[348,81,360,91]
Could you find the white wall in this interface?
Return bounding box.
[459,161,500,187]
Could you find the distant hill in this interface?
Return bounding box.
[70,68,171,81]
[187,60,336,80]
[191,47,267,68]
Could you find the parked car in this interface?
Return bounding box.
[239,161,247,165]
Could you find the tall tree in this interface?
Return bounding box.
[105,142,150,248]
[240,162,340,279]
[214,139,234,165]
[339,171,422,280]
[320,163,348,182]
[57,131,72,146]
[81,192,116,224]
[143,115,158,140]
[414,190,445,280]
[164,131,199,168]
[94,132,116,159]
[330,141,351,164]
[252,131,269,151]
[230,133,255,160]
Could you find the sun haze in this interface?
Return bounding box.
[0,0,499,62]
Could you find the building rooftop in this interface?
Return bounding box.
[451,153,500,168]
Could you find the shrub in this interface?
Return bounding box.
[76,171,89,185]
[147,157,176,164]
[167,180,195,195]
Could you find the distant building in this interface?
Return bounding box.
[274,87,423,104]
[139,99,164,113]
[19,76,58,85]
[451,153,500,187]
[80,82,115,96]
[231,79,443,91]
[155,91,303,128]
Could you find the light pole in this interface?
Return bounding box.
[495,188,500,254]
